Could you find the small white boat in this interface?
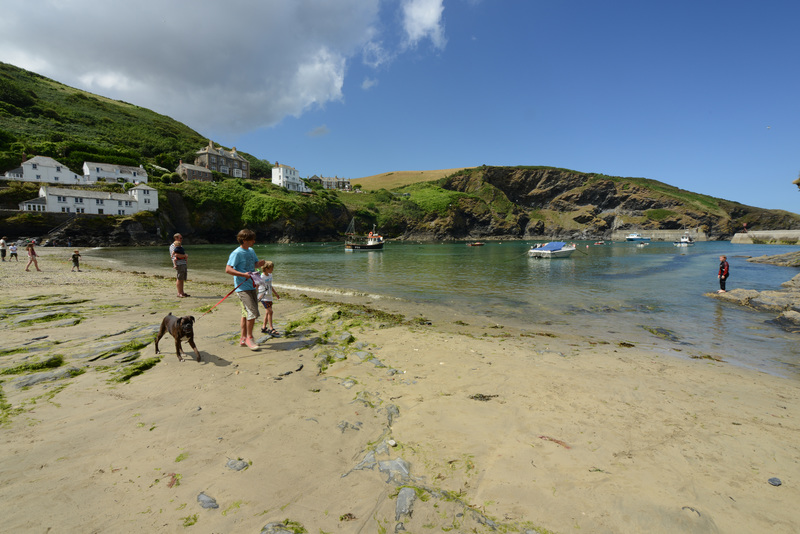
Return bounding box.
[673,233,695,246]
[626,232,651,241]
[528,241,577,258]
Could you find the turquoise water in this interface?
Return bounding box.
[83,240,800,377]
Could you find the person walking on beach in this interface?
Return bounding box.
[225,229,266,351]
[25,242,41,272]
[256,261,281,336]
[71,250,82,272]
[170,233,189,297]
[8,243,18,261]
[0,236,7,261]
[718,255,730,293]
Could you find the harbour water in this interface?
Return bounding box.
[83,240,800,378]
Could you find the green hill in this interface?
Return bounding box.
[0,61,270,178]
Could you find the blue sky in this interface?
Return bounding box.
[1,1,798,212]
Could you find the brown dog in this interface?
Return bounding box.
[155,313,201,362]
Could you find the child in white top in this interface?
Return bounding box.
[253,261,280,336]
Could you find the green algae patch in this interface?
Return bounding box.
[1,355,65,375]
[15,312,83,327]
[114,357,161,382]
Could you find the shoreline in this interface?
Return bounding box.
[1,250,799,532]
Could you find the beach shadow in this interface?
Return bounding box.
[197,352,232,367]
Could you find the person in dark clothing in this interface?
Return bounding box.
[717,255,730,293]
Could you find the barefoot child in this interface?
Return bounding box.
[255,261,281,335]
[71,250,82,272]
[225,229,266,351]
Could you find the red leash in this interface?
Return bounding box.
[198,277,250,320]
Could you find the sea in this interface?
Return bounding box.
[82,240,800,379]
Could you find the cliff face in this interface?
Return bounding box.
[400,166,800,240]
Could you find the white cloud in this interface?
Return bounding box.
[401,0,447,49]
[0,0,450,135]
[0,0,381,134]
[362,77,379,90]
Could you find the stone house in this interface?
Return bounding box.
[194,140,249,178]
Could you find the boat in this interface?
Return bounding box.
[593,240,606,245]
[344,218,384,251]
[467,242,485,247]
[625,232,651,241]
[673,233,695,246]
[636,242,649,248]
[528,241,577,258]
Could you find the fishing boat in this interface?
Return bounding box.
[528,241,576,258]
[673,233,695,246]
[344,218,384,251]
[467,242,485,247]
[625,232,651,241]
[593,240,606,245]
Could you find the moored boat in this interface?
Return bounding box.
[528,241,576,258]
[344,218,384,251]
[673,233,695,246]
[626,232,651,241]
[467,242,485,247]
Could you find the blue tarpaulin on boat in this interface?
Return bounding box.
[537,241,566,252]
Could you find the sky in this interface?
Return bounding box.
[1,0,798,212]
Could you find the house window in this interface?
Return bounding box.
[133,171,137,177]
[61,207,70,213]
[144,198,151,204]
[211,156,216,162]
[56,166,61,172]
[125,201,132,207]
[36,174,42,180]
[96,199,104,205]
[76,208,85,214]
[54,176,59,181]
[118,201,123,206]
[32,163,37,169]
[75,197,83,203]
[57,196,67,202]
[142,190,149,195]
[98,209,104,215]
[96,167,100,172]
[118,210,125,215]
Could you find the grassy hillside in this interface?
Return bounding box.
[352,168,471,190]
[0,62,271,178]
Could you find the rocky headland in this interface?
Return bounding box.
[708,250,800,333]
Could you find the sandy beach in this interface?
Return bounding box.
[1,248,798,533]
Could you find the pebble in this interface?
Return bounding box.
[197,492,219,509]
[768,477,782,486]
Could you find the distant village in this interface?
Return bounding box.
[2,140,352,217]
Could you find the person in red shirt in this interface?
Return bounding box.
[717,255,730,293]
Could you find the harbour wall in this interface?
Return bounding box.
[610,229,707,242]
[730,230,800,245]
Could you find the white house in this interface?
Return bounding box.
[83,162,148,184]
[272,163,310,192]
[128,184,159,211]
[3,156,83,185]
[19,185,155,215]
